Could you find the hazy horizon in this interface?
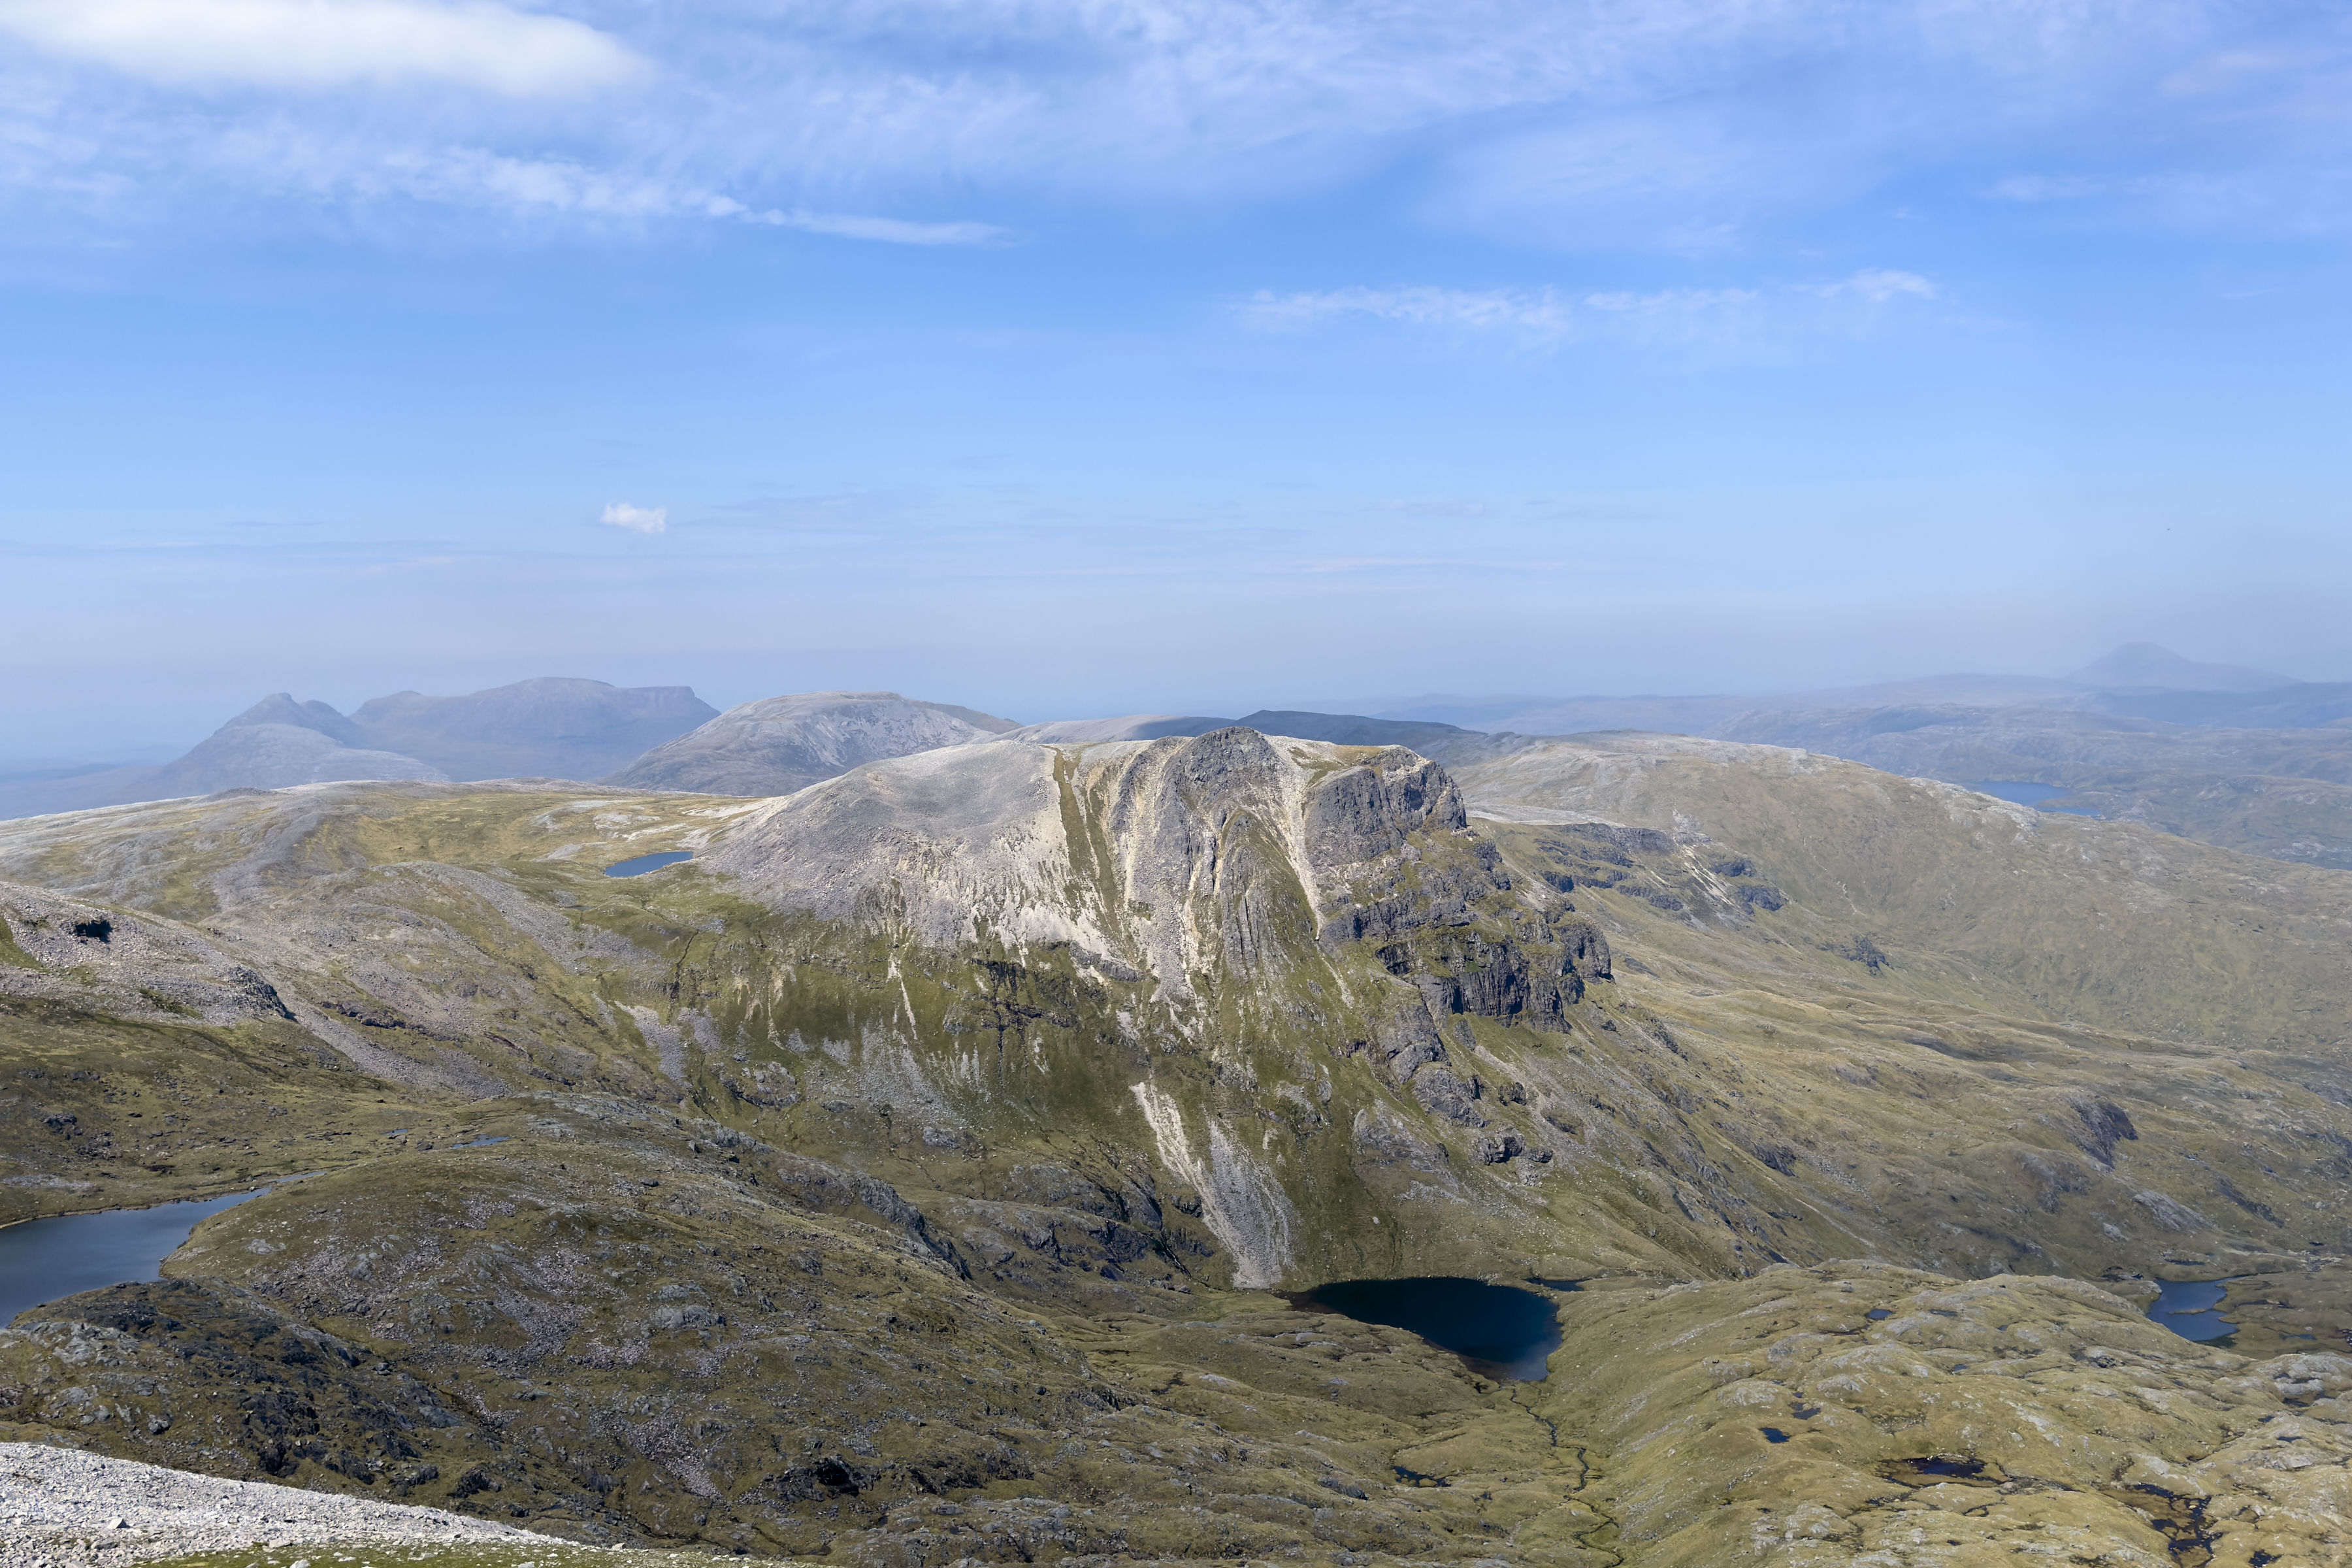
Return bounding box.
[6,0,2348,759]
[10,638,2352,766]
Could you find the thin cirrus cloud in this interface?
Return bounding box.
[724,204,1012,248]
[338,152,1005,243]
[1238,286,1575,339]
[0,0,642,95]
[1235,270,1936,346]
[600,502,666,534]
[1810,269,1936,303]
[3,0,2337,244]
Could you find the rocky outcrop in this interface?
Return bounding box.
[0,881,295,1027]
[702,727,1524,1007]
[695,727,1612,1284]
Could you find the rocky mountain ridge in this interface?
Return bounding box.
[3,723,2351,1562]
[16,638,2352,876]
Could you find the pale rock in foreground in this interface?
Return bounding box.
[0,1442,562,1568]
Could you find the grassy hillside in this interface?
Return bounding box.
[1451,733,2352,1049]
[2,733,2349,1563]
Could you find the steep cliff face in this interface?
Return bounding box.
[706,728,1501,990]
[7,731,2352,1561]
[697,728,1612,1287]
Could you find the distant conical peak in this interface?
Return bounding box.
[220,694,363,745]
[2066,643,2292,694]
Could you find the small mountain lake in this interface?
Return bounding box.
[604,851,693,877]
[1283,1275,1565,1381]
[0,1188,271,1324]
[2148,1277,2240,1343]
[1966,781,2100,818]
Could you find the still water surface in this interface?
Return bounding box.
[2148,1277,2240,1342]
[604,851,693,877]
[1284,1275,1565,1381]
[0,1189,269,1324]
[1966,781,2100,818]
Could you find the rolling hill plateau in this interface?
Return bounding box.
[3,723,2350,1566]
[1348,645,2352,874]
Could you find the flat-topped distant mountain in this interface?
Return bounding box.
[348,677,717,781]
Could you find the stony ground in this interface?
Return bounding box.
[0,1443,565,1568]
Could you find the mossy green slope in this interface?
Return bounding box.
[1450,732,2352,1049]
[2,730,2350,1563]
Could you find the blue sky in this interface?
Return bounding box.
[3,0,2348,753]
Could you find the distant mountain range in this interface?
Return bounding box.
[1334,644,2352,734]
[0,679,717,820]
[6,646,2349,871]
[7,683,2351,1561]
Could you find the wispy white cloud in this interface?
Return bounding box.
[1807,267,1936,302]
[1238,269,1941,347]
[1574,286,1765,342]
[1985,166,2352,235]
[1238,286,1574,339]
[600,502,666,534]
[1236,282,1764,344]
[1987,174,2112,203]
[1286,556,1507,574]
[0,0,2340,245]
[725,204,1011,248]
[126,143,1007,241]
[378,148,679,215]
[0,0,641,95]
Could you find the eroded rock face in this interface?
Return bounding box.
[5,730,2352,1563]
[704,727,1592,1025]
[695,729,1609,1284]
[703,728,1454,966]
[0,881,293,1027]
